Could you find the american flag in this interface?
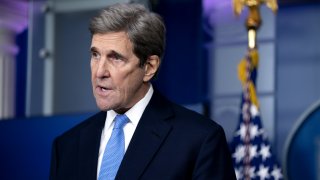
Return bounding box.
[230,49,283,180]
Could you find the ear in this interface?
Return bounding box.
[143,55,160,82]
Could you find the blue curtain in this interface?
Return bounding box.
[153,0,208,105]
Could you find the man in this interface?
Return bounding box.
[50,3,236,180]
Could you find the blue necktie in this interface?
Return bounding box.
[98,114,129,180]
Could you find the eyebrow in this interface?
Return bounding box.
[90,47,127,60]
[108,50,126,59]
[90,47,98,53]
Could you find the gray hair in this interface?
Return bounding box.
[89,3,166,67]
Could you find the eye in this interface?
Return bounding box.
[91,51,100,60]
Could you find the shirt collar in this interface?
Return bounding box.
[125,84,154,126]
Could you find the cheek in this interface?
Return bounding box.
[122,71,140,84]
[91,62,100,80]
[90,61,96,74]
[90,64,98,88]
[124,71,145,91]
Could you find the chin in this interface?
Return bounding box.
[97,105,112,111]
[95,100,111,111]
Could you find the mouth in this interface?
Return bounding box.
[96,85,111,95]
[100,86,108,92]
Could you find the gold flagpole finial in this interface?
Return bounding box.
[232,0,278,30]
[232,0,278,49]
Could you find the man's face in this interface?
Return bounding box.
[90,32,149,113]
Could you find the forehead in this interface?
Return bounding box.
[91,32,133,52]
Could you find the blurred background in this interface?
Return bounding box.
[0,0,320,179]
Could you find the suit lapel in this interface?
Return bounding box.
[78,112,106,180]
[116,91,174,180]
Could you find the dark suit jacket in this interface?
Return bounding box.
[50,91,236,180]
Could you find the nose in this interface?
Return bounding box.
[96,58,110,79]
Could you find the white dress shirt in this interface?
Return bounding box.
[97,85,154,177]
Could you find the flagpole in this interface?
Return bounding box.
[232,0,278,179]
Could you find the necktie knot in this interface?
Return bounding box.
[113,114,129,129]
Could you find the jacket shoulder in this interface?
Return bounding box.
[169,101,223,133]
